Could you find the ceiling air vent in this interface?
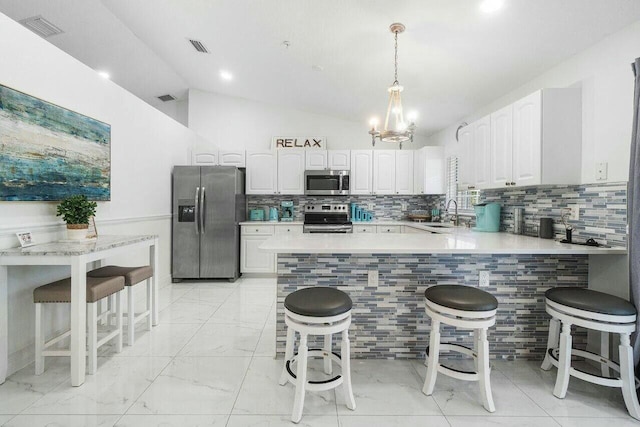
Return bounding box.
[19,15,64,38]
[188,39,209,53]
[157,94,176,102]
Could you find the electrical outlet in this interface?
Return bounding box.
[367,202,374,211]
[401,202,408,211]
[596,162,608,181]
[368,270,379,286]
[479,271,490,287]
[562,205,579,221]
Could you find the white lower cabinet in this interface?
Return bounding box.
[274,225,303,236]
[353,225,376,234]
[241,225,275,273]
[377,225,401,234]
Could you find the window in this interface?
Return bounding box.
[445,156,480,214]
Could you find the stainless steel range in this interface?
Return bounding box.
[303,203,352,233]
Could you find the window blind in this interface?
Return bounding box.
[446,156,480,214]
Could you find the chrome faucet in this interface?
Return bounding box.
[446,199,459,226]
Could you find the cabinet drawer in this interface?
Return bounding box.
[275,225,303,236]
[353,225,376,234]
[377,225,401,234]
[242,225,274,235]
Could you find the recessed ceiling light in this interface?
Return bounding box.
[479,0,505,14]
[219,70,233,81]
[97,71,110,79]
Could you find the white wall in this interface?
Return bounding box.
[428,19,640,184]
[187,89,429,152]
[0,12,196,375]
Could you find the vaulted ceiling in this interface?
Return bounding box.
[2,0,640,135]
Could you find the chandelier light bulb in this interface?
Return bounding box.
[407,111,418,122]
[369,118,379,129]
[479,0,505,14]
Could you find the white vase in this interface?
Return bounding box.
[66,225,88,240]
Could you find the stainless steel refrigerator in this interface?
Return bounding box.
[172,166,245,281]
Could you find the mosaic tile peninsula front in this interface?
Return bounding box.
[276,253,588,361]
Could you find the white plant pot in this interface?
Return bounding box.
[66,225,88,241]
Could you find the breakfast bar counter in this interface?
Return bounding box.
[261,230,627,361]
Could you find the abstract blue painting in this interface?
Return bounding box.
[0,84,111,201]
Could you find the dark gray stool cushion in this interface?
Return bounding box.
[285,287,352,317]
[88,265,153,286]
[425,285,498,312]
[545,287,636,316]
[33,276,125,304]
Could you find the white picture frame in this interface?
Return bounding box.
[16,231,35,247]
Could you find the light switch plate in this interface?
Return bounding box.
[368,270,379,286]
[596,162,608,181]
[401,202,408,211]
[567,204,579,221]
[367,202,374,211]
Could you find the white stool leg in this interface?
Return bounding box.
[541,317,560,371]
[600,331,610,377]
[87,302,98,375]
[323,334,332,375]
[341,328,356,410]
[116,291,123,353]
[35,303,45,375]
[422,319,441,396]
[146,279,152,330]
[279,326,295,386]
[108,294,116,326]
[127,286,135,346]
[291,334,308,424]
[553,322,572,398]
[619,333,640,420]
[477,328,495,413]
[473,329,479,372]
[99,299,107,326]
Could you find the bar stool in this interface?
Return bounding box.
[422,285,498,413]
[34,275,125,375]
[541,287,640,420]
[88,265,153,345]
[278,287,356,423]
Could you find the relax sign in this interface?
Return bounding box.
[272,136,326,149]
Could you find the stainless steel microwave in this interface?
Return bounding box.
[304,170,350,196]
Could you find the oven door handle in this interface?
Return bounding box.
[303,224,353,233]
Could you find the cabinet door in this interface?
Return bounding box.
[305,151,328,170]
[350,150,373,194]
[457,125,474,189]
[219,150,245,167]
[246,151,277,194]
[193,151,218,165]
[473,116,492,189]
[513,91,542,187]
[490,105,513,188]
[395,150,414,194]
[277,150,305,195]
[328,150,351,170]
[241,235,275,273]
[373,150,396,195]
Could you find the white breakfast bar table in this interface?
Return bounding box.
[0,235,159,386]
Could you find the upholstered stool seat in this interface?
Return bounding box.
[34,276,125,375]
[423,285,498,413]
[88,265,154,345]
[279,287,356,423]
[541,287,640,421]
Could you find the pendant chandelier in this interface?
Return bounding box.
[368,23,416,149]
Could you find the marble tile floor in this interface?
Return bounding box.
[0,277,637,426]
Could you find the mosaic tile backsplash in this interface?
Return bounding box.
[248,195,444,222]
[476,181,627,247]
[276,253,588,361]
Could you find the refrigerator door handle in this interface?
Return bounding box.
[194,186,200,235]
[200,186,206,234]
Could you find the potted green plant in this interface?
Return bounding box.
[56,195,97,240]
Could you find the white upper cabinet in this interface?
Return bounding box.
[395,150,414,194]
[350,150,373,194]
[219,150,246,167]
[473,116,492,189]
[328,150,351,170]
[457,125,474,189]
[246,151,277,194]
[415,146,445,195]
[512,91,542,187]
[490,104,514,188]
[277,150,305,195]
[373,150,396,195]
[193,150,218,165]
[305,150,328,170]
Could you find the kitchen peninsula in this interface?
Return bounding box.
[261,230,626,360]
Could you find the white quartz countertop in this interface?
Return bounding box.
[240,221,304,226]
[0,235,157,257]
[259,228,626,255]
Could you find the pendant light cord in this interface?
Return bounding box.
[393,30,399,85]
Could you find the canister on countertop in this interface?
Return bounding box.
[513,207,524,235]
[539,217,554,239]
